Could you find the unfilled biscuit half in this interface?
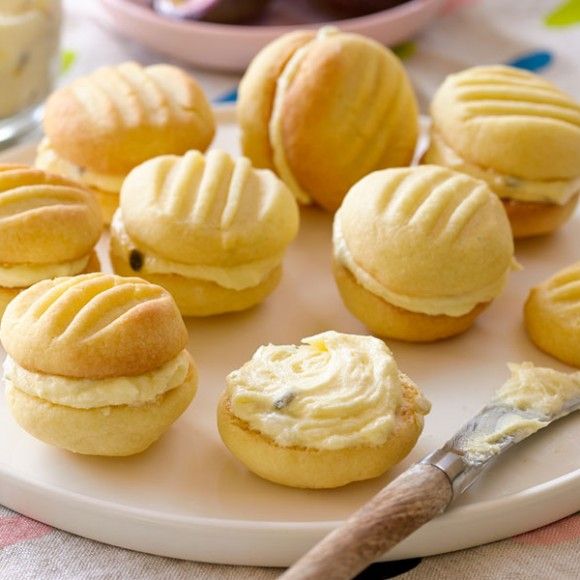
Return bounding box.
[525,262,580,367]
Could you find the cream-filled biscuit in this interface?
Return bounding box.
[1,273,196,455]
[422,65,580,237]
[333,165,515,341]
[36,61,215,223]
[0,164,102,316]
[218,331,430,489]
[238,27,419,211]
[110,149,299,316]
[525,262,580,368]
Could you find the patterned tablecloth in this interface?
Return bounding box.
[1,0,579,578]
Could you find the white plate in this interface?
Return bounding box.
[0,107,579,566]
[99,0,444,72]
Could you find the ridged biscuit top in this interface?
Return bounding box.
[0,164,102,264]
[238,28,418,210]
[120,149,300,266]
[534,262,580,320]
[431,65,580,180]
[43,62,215,174]
[0,273,188,379]
[337,165,514,298]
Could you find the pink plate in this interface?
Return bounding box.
[99,0,444,72]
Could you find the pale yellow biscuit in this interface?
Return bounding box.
[525,262,580,367]
[333,165,514,341]
[218,374,426,489]
[6,365,197,456]
[238,27,418,211]
[0,164,102,263]
[42,62,215,175]
[37,62,215,223]
[110,149,299,316]
[0,164,102,315]
[423,65,580,237]
[1,273,188,378]
[1,273,196,456]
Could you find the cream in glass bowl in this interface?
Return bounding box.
[0,0,62,145]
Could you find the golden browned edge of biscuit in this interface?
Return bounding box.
[110,249,282,317]
[6,360,197,456]
[333,260,488,342]
[503,194,578,239]
[238,31,316,172]
[0,250,101,319]
[217,374,425,489]
[524,283,580,368]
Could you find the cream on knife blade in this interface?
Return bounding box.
[282,362,580,580]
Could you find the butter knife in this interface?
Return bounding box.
[281,388,580,580]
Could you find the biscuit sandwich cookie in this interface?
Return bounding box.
[218,331,430,489]
[238,26,419,211]
[0,164,101,316]
[36,61,215,224]
[422,65,580,238]
[525,262,580,368]
[1,273,197,456]
[333,165,516,342]
[110,149,300,316]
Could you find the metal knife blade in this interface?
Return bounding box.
[420,394,580,496]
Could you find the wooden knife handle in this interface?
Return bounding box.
[280,463,453,580]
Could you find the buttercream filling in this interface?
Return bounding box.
[0,254,90,288]
[464,362,580,459]
[269,26,339,205]
[333,216,512,317]
[226,330,430,451]
[3,350,191,409]
[494,362,580,416]
[35,138,125,194]
[111,210,282,291]
[426,130,580,206]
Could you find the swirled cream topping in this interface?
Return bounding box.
[333,216,513,317]
[35,138,125,194]
[3,350,192,409]
[0,254,90,288]
[111,210,282,291]
[269,27,339,205]
[425,131,580,206]
[226,331,429,450]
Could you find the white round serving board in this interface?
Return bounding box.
[0,107,578,567]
